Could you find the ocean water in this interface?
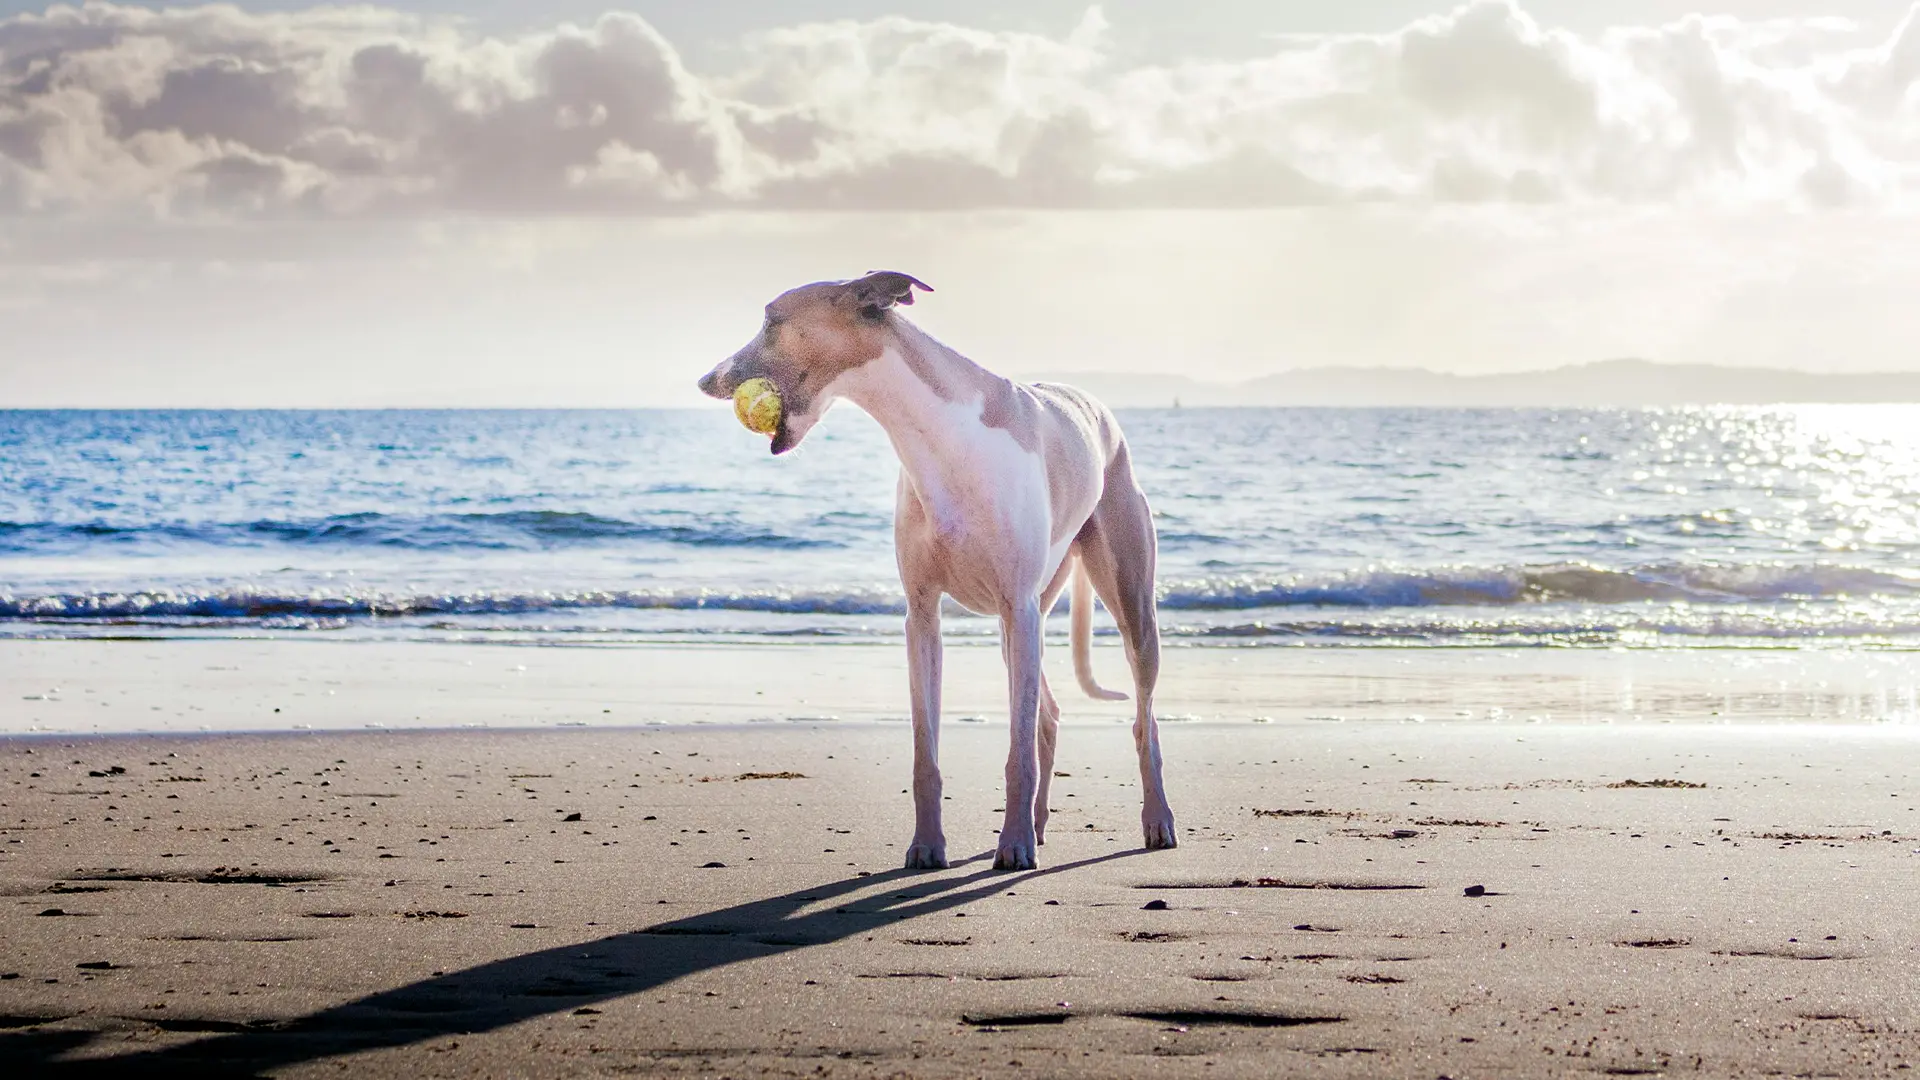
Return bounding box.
[4,405,1920,648]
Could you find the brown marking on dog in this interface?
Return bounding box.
[887,324,1111,543]
[701,272,930,450]
[890,321,1042,454]
[756,283,887,413]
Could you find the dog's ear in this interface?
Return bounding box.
[846,271,932,320]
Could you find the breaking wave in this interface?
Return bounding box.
[0,585,906,620]
[4,562,1918,632]
[1155,562,1920,609]
[0,512,831,553]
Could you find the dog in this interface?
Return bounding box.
[697,271,1174,871]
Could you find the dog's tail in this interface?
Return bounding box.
[1071,558,1130,701]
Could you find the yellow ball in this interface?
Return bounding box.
[732,377,783,436]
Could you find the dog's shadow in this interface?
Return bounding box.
[9,848,1145,1077]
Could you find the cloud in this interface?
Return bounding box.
[2,0,1919,218]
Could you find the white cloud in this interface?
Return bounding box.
[2,0,1920,217]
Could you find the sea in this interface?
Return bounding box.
[4,405,1920,650]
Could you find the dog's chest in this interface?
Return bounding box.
[901,453,1045,549]
[893,429,1055,600]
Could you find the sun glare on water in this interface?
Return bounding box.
[1652,405,1920,558]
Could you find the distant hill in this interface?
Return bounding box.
[1016,360,1920,408]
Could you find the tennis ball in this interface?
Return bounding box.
[732,377,783,436]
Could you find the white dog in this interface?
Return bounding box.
[697,271,1174,870]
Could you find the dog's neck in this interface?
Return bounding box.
[834,317,1026,504]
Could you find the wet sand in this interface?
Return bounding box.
[7,638,1920,736]
[3,641,1920,1077]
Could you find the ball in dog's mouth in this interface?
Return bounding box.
[732,377,783,436]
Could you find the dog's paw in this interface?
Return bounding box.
[1142,811,1178,850]
[904,841,948,870]
[993,835,1038,871]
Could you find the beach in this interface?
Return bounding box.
[4,640,1919,1077]
[11,0,1920,1071]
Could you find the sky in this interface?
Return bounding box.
[4,1,1920,406]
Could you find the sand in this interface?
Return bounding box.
[3,640,1920,1077]
[7,638,1920,735]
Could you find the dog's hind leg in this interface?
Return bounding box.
[994,598,1043,871]
[903,585,948,869]
[1034,673,1060,844]
[1075,446,1177,850]
[1031,564,1073,847]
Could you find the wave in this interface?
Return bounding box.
[1155,562,1920,609]
[0,586,909,620]
[1182,615,1920,642]
[0,512,831,552]
[3,562,1918,624]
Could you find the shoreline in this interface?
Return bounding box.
[6,637,1920,738]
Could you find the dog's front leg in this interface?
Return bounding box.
[903,588,947,869]
[995,598,1043,871]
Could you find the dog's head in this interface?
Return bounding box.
[697,271,931,454]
